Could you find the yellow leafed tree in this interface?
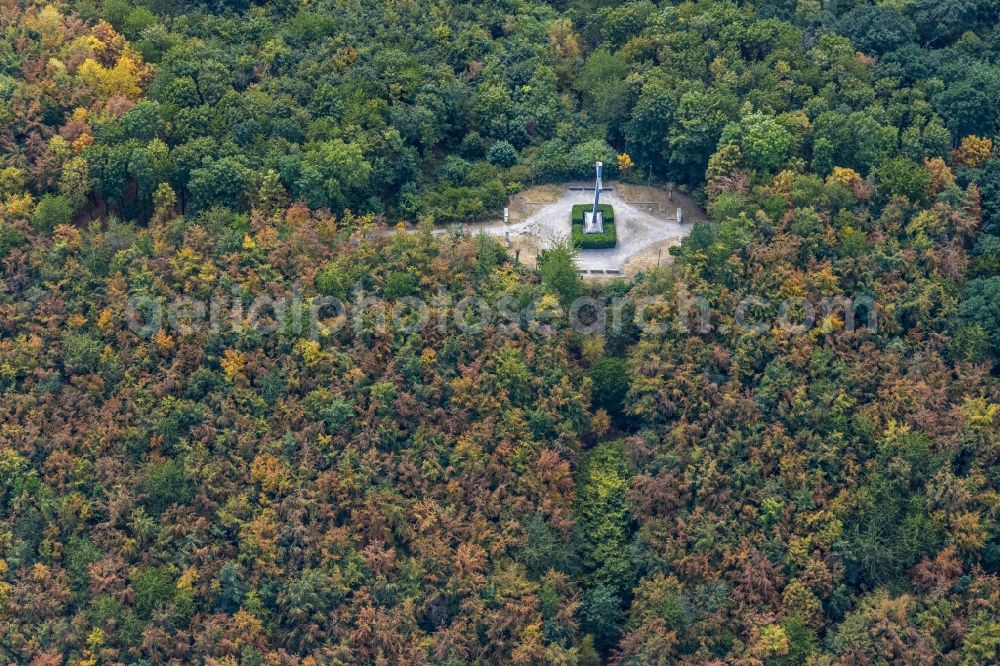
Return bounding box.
[953,135,993,168]
[617,153,635,174]
[76,56,144,100]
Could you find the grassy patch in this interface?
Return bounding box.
[571,203,617,249]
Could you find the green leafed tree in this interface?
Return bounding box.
[720,112,792,173]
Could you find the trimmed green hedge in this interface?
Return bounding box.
[571,203,617,249]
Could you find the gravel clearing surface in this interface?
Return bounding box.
[468,183,700,277]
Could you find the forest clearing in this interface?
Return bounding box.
[467,182,704,276]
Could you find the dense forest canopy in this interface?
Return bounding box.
[1,0,1000,664]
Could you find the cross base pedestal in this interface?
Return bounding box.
[583,211,604,234]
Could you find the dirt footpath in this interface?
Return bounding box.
[467,182,704,278]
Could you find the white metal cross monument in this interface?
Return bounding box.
[583,161,604,234]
